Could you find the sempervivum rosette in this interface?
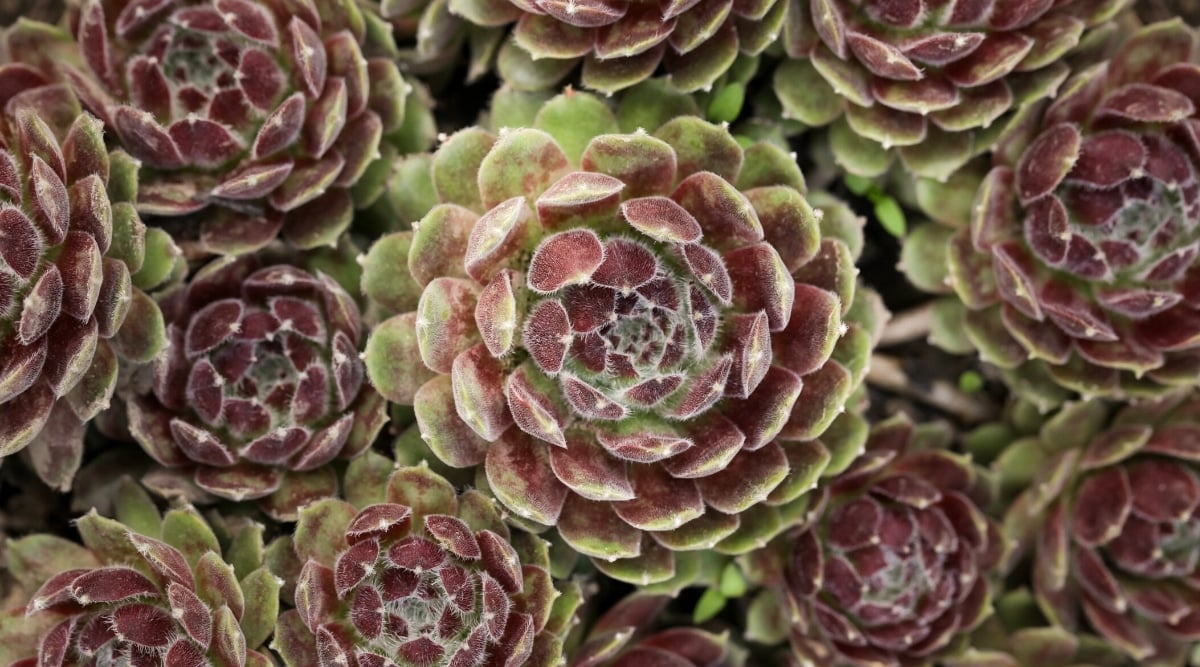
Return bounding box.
[0,55,180,490]
[1002,393,1200,666]
[780,416,1004,667]
[273,460,580,667]
[0,479,281,667]
[126,251,386,520]
[776,0,1129,180]
[361,90,881,586]
[405,0,786,95]
[59,0,413,255]
[934,19,1200,401]
[570,593,743,667]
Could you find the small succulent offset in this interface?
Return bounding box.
[59,0,413,255]
[126,252,387,519]
[274,458,580,667]
[776,0,1130,180]
[778,416,1003,667]
[409,0,786,95]
[924,19,1200,402]
[0,479,281,667]
[0,58,180,490]
[362,90,879,585]
[1003,393,1200,666]
[569,593,744,667]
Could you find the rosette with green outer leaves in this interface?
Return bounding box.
[913,19,1200,403]
[361,90,881,586]
[126,251,387,520]
[775,0,1129,180]
[273,457,581,667]
[0,59,180,490]
[57,0,414,254]
[1001,393,1200,666]
[0,478,281,667]
[776,416,1004,667]
[413,0,786,95]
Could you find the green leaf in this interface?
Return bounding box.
[874,196,907,237]
[958,370,984,393]
[707,82,745,124]
[717,562,747,597]
[694,587,727,623]
[843,173,872,196]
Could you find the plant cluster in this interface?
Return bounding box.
[0,1,1198,666]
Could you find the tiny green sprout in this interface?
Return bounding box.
[707,82,746,124]
[718,562,748,597]
[958,370,984,393]
[873,196,906,237]
[694,587,727,624]
[843,173,872,196]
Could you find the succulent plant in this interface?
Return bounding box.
[273,455,581,667]
[0,57,180,490]
[125,251,387,520]
[0,478,281,667]
[769,415,1003,667]
[389,0,786,95]
[360,90,881,586]
[775,0,1130,181]
[1001,392,1200,666]
[50,0,415,255]
[570,593,744,667]
[906,19,1200,404]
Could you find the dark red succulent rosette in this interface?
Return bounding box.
[568,593,741,667]
[1024,393,1200,664]
[126,253,386,519]
[777,0,1128,179]
[61,0,409,255]
[947,19,1200,398]
[784,417,1002,667]
[277,464,576,667]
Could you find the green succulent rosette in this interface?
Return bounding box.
[272,453,581,667]
[0,39,182,491]
[0,478,281,667]
[776,0,1130,181]
[359,89,882,587]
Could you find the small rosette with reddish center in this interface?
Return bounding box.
[783,416,1003,667]
[0,479,281,667]
[418,0,786,95]
[361,91,880,586]
[569,593,742,667]
[0,60,179,490]
[274,462,579,667]
[934,19,1200,401]
[1003,393,1200,665]
[59,0,413,254]
[126,252,387,520]
[776,0,1129,180]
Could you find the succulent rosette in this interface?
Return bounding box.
[775,0,1130,180]
[775,416,1003,667]
[361,90,881,586]
[57,0,414,255]
[570,593,743,667]
[395,0,786,95]
[273,457,580,667]
[909,19,1200,403]
[1001,392,1200,666]
[0,478,281,667]
[125,251,387,520]
[0,53,180,490]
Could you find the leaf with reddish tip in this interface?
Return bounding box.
[505,364,570,447]
[557,494,643,560]
[414,374,491,468]
[253,93,305,159]
[535,171,625,231]
[1017,124,1081,204]
[70,566,158,604]
[549,432,635,501]
[620,197,702,244]
[612,464,704,531]
[114,107,185,168]
[726,243,795,332]
[476,269,523,357]
[486,428,569,525]
[465,197,532,284]
[169,582,214,648]
[288,17,327,98]
[527,229,605,293]
[416,277,481,374]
